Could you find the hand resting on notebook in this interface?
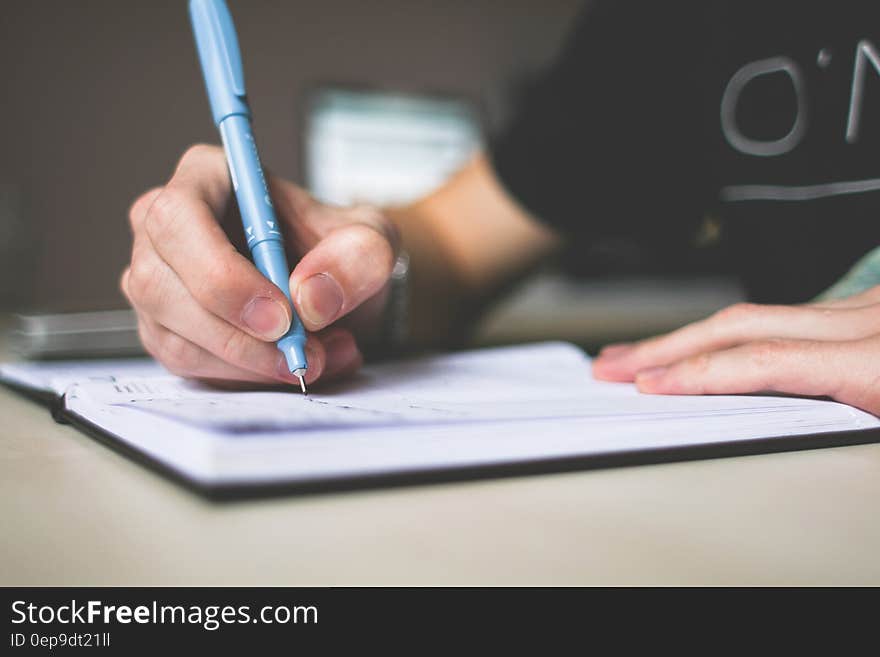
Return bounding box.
[593,286,880,416]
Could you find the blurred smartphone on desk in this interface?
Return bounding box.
[10,309,145,360]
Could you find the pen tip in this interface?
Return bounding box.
[297,375,308,395]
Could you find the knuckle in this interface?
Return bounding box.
[144,187,185,245]
[126,257,157,305]
[191,253,240,308]
[715,302,759,323]
[178,143,220,169]
[119,268,132,300]
[685,352,713,377]
[217,328,251,368]
[128,187,162,233]
[157,331,202,376]
[351,205,400,253]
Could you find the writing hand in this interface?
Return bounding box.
[122,145,399,387]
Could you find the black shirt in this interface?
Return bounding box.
[491,0,880,303]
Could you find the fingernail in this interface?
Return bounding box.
[303,340,323,384]
[635,366,668,390]
[297,273,343,328]
[276,341,323,385]
[242,297,290,340]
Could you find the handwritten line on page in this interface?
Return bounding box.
[50,342,879,487]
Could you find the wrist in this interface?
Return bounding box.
[361,251,410,359]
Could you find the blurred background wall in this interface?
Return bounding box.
[0,0,583,311]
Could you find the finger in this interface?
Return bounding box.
[810,284,880,309]
[596,343,635,359]
[314,327,364,383]
[134,307,345,387]
[289,218,399,331]
[136,313,291,384]
[165,143,233,216]
[142,145,293,342]
[125,241,364,387]
[634,337,880,415]
[267,176,324,255]
[128,187,164,234]
[124,246,310,384]
[593,302,880,382]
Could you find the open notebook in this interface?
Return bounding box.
[2,342,879,496]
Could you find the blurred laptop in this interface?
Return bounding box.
[10,309,144,360]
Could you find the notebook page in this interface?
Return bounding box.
[69,342,880,433]
[0,358,164,396]
[62,342,880,485]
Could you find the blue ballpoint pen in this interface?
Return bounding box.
[189,0,309,393]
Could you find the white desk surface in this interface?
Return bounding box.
[2,311,880,586]
[3,381,880,586]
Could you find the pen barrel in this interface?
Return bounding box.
[193,5,307,375]
[251,240,306,340]
[219,115,281,249]
[219,115,308,356]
